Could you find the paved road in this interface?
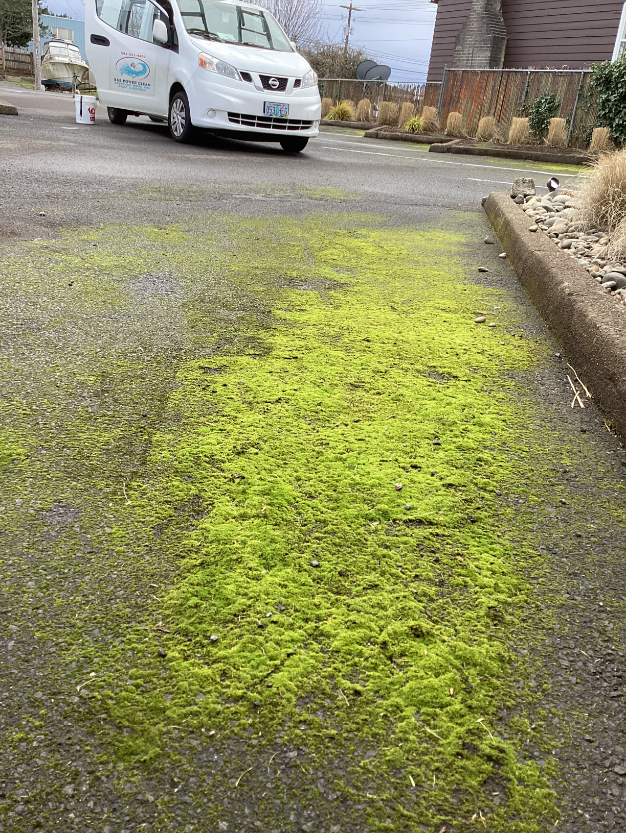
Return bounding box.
[0,82,580,241]
[0,82,624,833]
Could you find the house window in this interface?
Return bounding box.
[51,26,74,41]
[613,3,626,60]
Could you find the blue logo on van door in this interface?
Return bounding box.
[116,57,150,79]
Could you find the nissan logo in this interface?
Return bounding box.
[269,77,280,89]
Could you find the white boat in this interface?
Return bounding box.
[41,40,89,91]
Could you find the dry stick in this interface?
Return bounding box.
[338,689,350,705]
[567,376,585,409]
[423,726,443,740]
[567,363,592,399]
[267,751,279,775]
[235,765,254,787]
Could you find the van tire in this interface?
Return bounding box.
[280,137,309,153]
[107,107,128,125]
[169,91,193,143]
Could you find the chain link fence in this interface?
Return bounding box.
[318,79,426,116]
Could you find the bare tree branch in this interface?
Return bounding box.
[255,0,326,47]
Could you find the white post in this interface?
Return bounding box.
[32,0,41,91]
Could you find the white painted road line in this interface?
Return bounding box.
[318,144,581,178]
[468,178,513,185]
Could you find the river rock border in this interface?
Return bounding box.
[484,191,626,442]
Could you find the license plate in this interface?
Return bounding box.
[265,102,289,118]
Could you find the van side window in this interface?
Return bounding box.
[96,0,168,43]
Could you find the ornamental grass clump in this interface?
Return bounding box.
[420,106,439,133]
[445,111,464,136]
[546,117,568,147]
[398,101,414,127]
[321,97,333,118]
[579,148,626,233]
[589,127,614,155]
[377,101,398,125]
[326,102,355,121]
[475,116,497,142]
[508,117,530,146]
[355,98,371,122]
[404,115,422,134]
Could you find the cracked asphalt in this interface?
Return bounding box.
[0,82,625,833]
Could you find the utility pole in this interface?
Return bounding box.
[32,0,41,91]
[340,1,362,57]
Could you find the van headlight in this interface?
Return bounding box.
[301,69,318,88]
[198,52,241,81]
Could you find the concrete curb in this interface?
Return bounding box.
[484,191,626,441]
[0,100,18,116]
[431,142,590,166]
[320,120,374,130]
[363,129,452,144]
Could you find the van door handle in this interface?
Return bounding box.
[90,34,110,46]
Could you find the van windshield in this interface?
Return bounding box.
[176,0,292,51]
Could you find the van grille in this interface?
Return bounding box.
[259,74,288,91]
[228,112,313,131]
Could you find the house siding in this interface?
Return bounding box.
[427,0,473,82]
[427,0,625,82]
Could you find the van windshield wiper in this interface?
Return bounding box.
[186,28,223,42]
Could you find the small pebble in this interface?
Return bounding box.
[488,322,496,327]
[474,315,486,323]
[477,267,489,273]
[395,483,403,491]
[210,634,218,642]
[310,559,320,567]
[484,235,496,244]
[499,252,507,258]
[528,225,538,232]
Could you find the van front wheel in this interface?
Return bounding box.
[169,91,193,143]
[107,107,128,125]
[280,137,309,153]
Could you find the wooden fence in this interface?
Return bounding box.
[320,69,599,147]
[0,45,34,76]
[432,68,597,148]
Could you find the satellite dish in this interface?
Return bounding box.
[547,177,560,192]
[356,60,378,80]
[365,64,391,81]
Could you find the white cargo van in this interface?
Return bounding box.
[85,0,321,151]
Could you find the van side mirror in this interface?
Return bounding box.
[153,18,169,44]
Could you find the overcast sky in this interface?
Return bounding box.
[44,0,437,82]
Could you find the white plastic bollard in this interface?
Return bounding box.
[75,94,96,124]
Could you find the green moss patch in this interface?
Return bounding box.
[57,216,559,828]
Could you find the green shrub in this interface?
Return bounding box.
[590,57,626,144]
[404,116,422,134]
[326,102,355,121]
[528,94,560,139]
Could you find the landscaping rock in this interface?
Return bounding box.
[511,177,536,198]
[603,272,626,288]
